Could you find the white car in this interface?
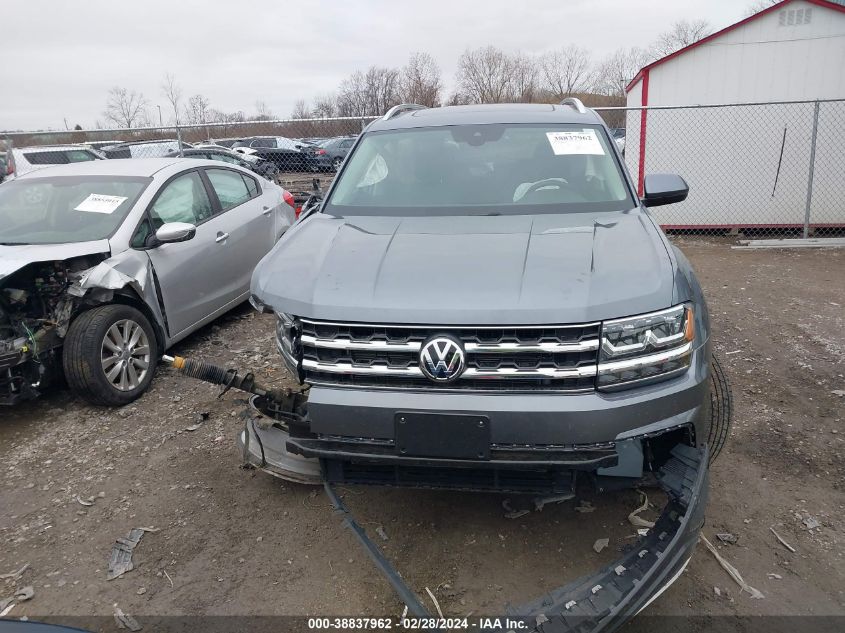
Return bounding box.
[232,136,306,152]
[7,145,104,179]
[102,140,191,159]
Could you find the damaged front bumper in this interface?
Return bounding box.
[234,384,709,630]
[508,443,708,630]
[239,411,323,485]
[319,444,708,632]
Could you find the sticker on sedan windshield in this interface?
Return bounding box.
[74,194,128,214]
[546,130,605,155]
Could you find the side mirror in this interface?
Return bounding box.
[642,173,689,207]
[155,222,196,244]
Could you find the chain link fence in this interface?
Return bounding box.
[3,100,844,239]
[595,99,845,238]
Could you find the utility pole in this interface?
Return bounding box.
[157,105,163,126]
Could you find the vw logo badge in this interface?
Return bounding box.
[419,336,466,383]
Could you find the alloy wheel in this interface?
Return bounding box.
[100,319,151,391]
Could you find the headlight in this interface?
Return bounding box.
[597,304,694,390]
[275,312,300,372]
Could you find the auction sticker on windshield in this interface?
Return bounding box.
[546,129,604,155]
[74,194,128,214]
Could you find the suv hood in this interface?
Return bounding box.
[0,240,112,282]
[252,211,675,325]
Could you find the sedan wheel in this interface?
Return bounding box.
[63,304,159,406]
[100,319,151,391]
[332,157,343,171]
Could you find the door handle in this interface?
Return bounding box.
[262,206,272,216]
[216,232,229,243]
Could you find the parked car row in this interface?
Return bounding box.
[4,133,360,182]
[215,135,358,172]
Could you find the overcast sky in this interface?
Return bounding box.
[2,0,750,131]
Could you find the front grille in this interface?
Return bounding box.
[295,318,600,392]
[324,460,578,494]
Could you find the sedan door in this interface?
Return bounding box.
[142,169,238,337]
[201,167,276,301]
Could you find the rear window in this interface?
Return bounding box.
[250,138,276,148]
[22,149,97,165]
[206,169,251,210]
[327,124,634,215]
[0,176,149,244]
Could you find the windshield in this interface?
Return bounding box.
[326,124,634,215]
[0,176,149,245]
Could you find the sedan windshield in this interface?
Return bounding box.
[327,124,634,214]
[0,176,149,244]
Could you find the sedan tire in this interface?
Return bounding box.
[63,304,159,406]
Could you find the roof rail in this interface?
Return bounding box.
[560,97,587,114]
[382,103,427,120]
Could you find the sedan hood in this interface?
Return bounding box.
[0,240,112,283]
[252,211,675,325]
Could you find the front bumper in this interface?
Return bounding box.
[509,443,708,631]
[240,347,708,492]
[316,443,709,633]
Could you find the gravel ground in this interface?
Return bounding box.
[1,240,843,630]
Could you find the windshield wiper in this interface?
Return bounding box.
[0,242,30,246]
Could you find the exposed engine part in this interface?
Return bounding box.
[1,257,103,404]
[162,354,309,417]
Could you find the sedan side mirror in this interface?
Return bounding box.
[642,173,689,207]
[155,222,196,244]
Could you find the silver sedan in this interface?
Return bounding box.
[0,158,295,406]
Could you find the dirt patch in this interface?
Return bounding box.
[1,241,843,627]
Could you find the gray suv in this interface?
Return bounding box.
[246,100,714,619]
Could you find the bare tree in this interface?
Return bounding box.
[541,46,592,99]
[744,0,780,16]
[652,19,712,58]
[594,47,654,97]
[103,87,148,128]
[363,66,402,114]
[183,94,211,125]
[337,71,369,117]
[290,99,312,119]
[312,93,338,118]
[399,52,443,107]
[509,52,540,102]
[337,66,401,116]
[445,92,471,106]
[253,100,275,121]
[455,46,515,103]
[161,73,183,124]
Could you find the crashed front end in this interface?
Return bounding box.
[234,304,713,628]
[0,247,159,405]
[0,257,96,405]
[239,386,709,632]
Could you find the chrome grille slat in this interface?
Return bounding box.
[300,334,422,352]
[300,334,598,354]
[466,340,599,353]
[295,318,600,392]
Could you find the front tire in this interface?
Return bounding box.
[63,304,159,406]
[706,354,733,463]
